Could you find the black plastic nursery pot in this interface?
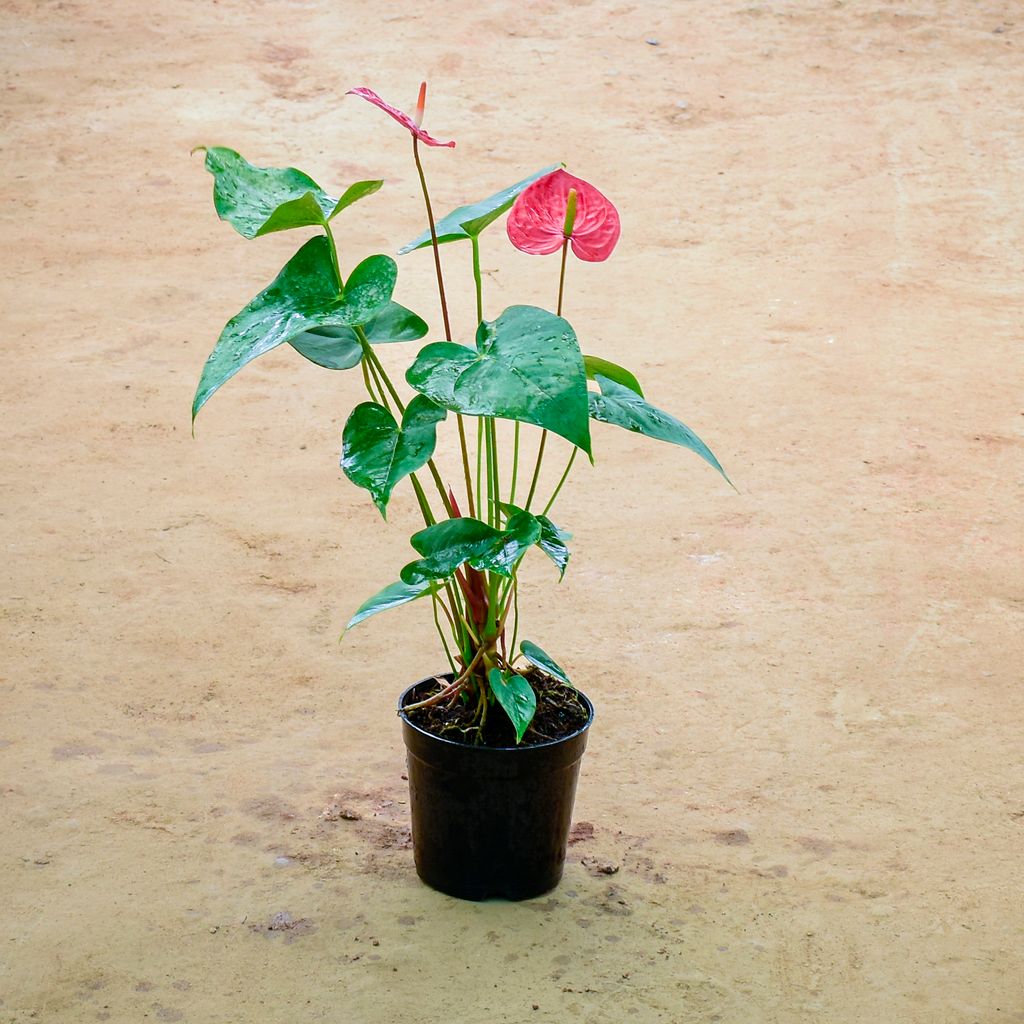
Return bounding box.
[398,676,595,902]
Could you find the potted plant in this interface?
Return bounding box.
[191,84,728,901]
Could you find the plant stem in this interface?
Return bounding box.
[456,415,476,519]
[523,430,547,511]
[412,137,452,342]
[471,235,483,325]
[411,136,476,520]
[489,419,500,524]
[509,423,520,507]
[484,418,494,528]
[542,446,578,516]
[357,330,405,414]
[556,236,569,317]
[475,417,484,521]
[509,576,521,659]
[409,473,436,526]
[359,330,455,519]
[324,222,343,294]
[523,239,571,513]
[361,357,383,406]
[431,593,458,676]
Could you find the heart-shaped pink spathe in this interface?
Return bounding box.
[347,86,456,148]
[506,169,620,262]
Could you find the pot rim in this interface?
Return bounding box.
[398,675,595,753]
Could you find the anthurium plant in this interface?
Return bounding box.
[192,84,728,746]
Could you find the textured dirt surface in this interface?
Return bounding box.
[2,1,1023,1022]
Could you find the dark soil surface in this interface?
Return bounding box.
[403,670,590,747]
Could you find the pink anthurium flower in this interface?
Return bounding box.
[506,169,620,262]
[347,83,456,148]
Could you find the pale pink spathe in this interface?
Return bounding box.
[347,86,456,148]
[506,169,620,262]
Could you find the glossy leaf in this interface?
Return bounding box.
[519,640,572,688]
[288,328,362,371]
[499,502,571,579]
[588,375,729,481]
[583,355,643,397]
[483,511,543,575]
[406,305,592,454]
[488,667,537,744]
[400,512,541,585]
[289,301,429,370]
[341,397,447,517]
[199,146,381,239]
[330,179,385,220]
[345,578,436,632]
[536,515,572,579]
[192,238,396,419]
[398,165,562,254]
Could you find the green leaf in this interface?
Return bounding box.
[400,512,541,585]
[487,667,537,744]
[329,179,385,219]
[406,305,592,454]
[499,502,571,579]
[519,641,573,688]
[341,397,447,517]
[357,301,430,345]
[482,511,543,576]
[588,375,729,481]
[192,238,396,419]
[200,146,335,238]
[584,355,643,397]
[287,328,363,370]
[397,165,561,254]
[289,301,429,371]
[342,252,399,318]
[536,515,572,579]
[199,147,382,239]
[345,578,436,632]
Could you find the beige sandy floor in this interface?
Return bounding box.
[2,1,1023,1021]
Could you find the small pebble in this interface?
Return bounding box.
[646,37,660,45]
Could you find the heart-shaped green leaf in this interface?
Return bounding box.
[499,502,571,579]
[398,165,562,254]
[341,397,447,517]
[406,305,591,454]
[589,375,729,481]
[400,512,541,584]
[199,146,382,239]
[345,578,437,633]
[519,640,572,688]
[192,238,396,419]
[583,355,643,397]
[488,667,537,744]
[289,301,428,370]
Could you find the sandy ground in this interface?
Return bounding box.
[2,0,1023,1021]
